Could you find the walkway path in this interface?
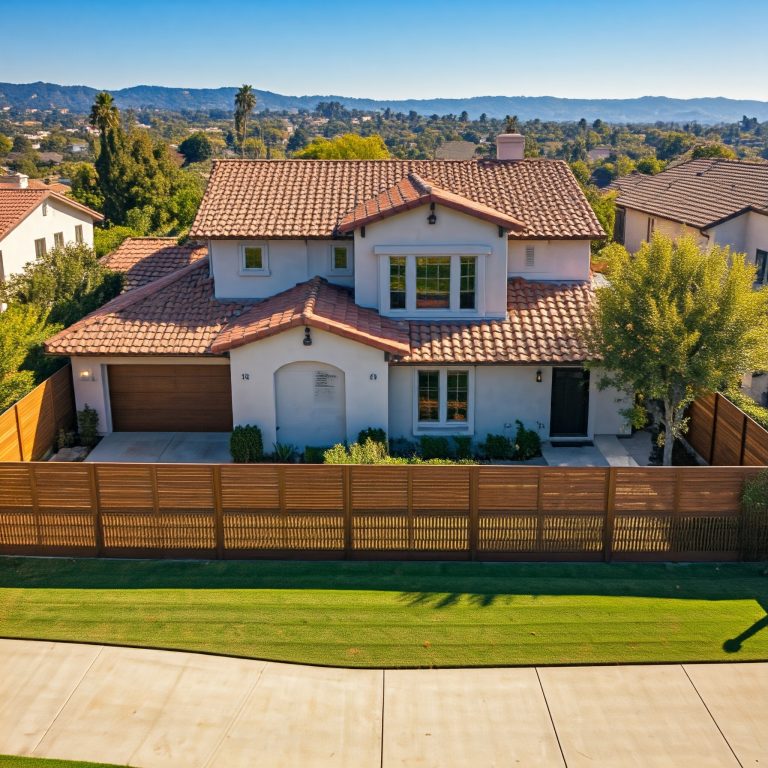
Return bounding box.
[1,639,766,767]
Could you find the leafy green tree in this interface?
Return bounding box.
[0,134,12,156]
[636,157,663,175]
[234,84,256,156]
[93,226,139,257]
[178,132,213,164]
[242,137,267,158]
[586,234,768,465]
[295,133,390,159]
[60,161,103,210]
[691,143,737,159]
[0,242,123,328]
[570,161,591,186]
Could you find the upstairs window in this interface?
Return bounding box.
[330,244,352,274]
[240,243,269,274]
[459,257,476,309]
[416,256,450,309]
[54,232,64,249]
[389,254,478,313]
[42,202,48,216]
[74,225,83,244]
[756,250,768,286]
[390,256,407,309]
[34,238,46,259]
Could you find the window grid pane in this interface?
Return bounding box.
[418,371,440,422]
[416,257,450,309]
[244,247,263,270]
[459,257,476,309]
[34,238,46,258]
[390,256,406,309]
[54,232,64,248]
[75,225,83,244]
[447,371,468,422]
[333,246,348,270]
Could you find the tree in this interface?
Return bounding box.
[234,84,256,156]
[294,133,390,159]
[0,134,12,156]
[691,143,737,160]
[586,234,768,465]
[178,132,213,164]
[569,161,591,186]
[504,115,519,133]
[636,157,663,175]
[89,91,119,135]
[60,161,103,210]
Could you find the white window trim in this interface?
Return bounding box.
[329,242,353,275]
[239,242,270,275]
[412,367,475,435]
[379,252,486,318]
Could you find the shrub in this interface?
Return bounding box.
[229,424,263,463]
[272,442,297,463]
[57,428,76,450]
[77,404,99,447]
[514,420,541,460]
[741,469,768,560]
[452,435,473,459]
[389,436,418,458]
[303,446,327,464]
[323,438,475,465]
[419,435,452,460]
[480,433,514,460]
[358,427,387,446]
[724,389,768,431]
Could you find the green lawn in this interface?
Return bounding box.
[0,757,127,767]
[0,557,766,668]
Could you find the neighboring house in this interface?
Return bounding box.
[0,173,103,284]
[45,134,630,448]
[435,141,478,160]
[613,159,768,284]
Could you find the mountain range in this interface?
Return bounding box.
[2,82,768,123]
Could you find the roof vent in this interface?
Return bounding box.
[525,246,535,267]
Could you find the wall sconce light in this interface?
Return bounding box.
[303,327,313,346]
[536,370,542,383]
[78,369,95,382]
[427,202,437,225]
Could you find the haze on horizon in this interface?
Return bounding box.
[2,0,767,102]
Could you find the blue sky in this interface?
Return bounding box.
[2,0,767,100]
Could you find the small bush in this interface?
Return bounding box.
[725,389,768,431]
[419,435,452,460]
[57,428,76,450]
[452,435,473,459]
[323,438,475,465]
[514,420,541,460]
[389,437,418,458]
[229,425,263,463]
[272,442,297,463]
[741,469,768,560]
[480,433,514,460]
[77,405,100,448]
[303,446,327,464]
[358,427,387,446]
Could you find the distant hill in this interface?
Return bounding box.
[2,81,768,123]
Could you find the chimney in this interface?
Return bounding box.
[496,133,525,161]
[0,173,28,189]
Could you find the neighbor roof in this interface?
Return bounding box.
[46,268,596,364]
[101,237,208,291]
[0,188,103,241]
[613,159,768,229]
[189,159,604,241]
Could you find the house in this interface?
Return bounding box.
[44,134,630,449]
[435,141,478,160]
[0,173,103,283]
[613,159,768,283]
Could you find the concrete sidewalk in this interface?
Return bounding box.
[0,639,766,767]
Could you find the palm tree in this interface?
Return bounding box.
[234,85,257,157]
[89,91,119,135]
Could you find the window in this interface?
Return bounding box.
[240,243,269,274]
[415,368,474,431]
[34,238,46,259]
[416,256,451,309]
[74,225,83,244]
[330,244,352,274]
[646,217,655,241]
[756,250,768,286]
[54,232,64,248]
[390,256,406,309]
[42,202,48,216]
[525,246,535,268]
[614,208,626,245]
[459,257,476,309]
[0,250,4,283]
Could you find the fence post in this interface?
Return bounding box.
[278,465,287,550]
[213,465,224,559]
[407,466,414,552]
[87,463,104,556]
[14,405,25,462]
[604,467,617,562]
[468,466,479,560]
[739,415,749,466]
[535,468,544,553]
[150,464,160,548]
[343,466,353,559]
[709,394,720,465]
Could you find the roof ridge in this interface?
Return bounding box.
[302,275,325,320]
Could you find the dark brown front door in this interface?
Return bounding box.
[550,367,590,437]
[108,364,233,431]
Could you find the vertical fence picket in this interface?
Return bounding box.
[88,463,104,556]
[213,465,224,559]
[343,466,353,558]
[604,467,617,562]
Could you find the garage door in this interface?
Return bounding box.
[108,365,233,432]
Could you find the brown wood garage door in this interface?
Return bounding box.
[108,364,233,432]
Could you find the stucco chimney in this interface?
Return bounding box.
[496,133,525,160]
[0,173,28,188]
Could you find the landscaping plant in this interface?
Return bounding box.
[419,435,452,459]
[357,426,387,446]
[77,405,100,448]
[229,424,263,463]
[514,420,541,460]
[741,469,768,561]
[272,442,297,463]
[480,433,514,460]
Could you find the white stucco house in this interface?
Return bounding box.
[613,159,768,284]
[0,173,103,284]
[45,134,630,449]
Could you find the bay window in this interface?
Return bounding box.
[415,368,474,432]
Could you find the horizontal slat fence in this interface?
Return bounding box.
[688,392,768,466]
[0,463,761,562]
[0,365,75,462]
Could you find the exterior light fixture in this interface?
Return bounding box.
[78,369,95,382]
[536,370,542,383]
[427,203,437,225]
[303,327,312,346]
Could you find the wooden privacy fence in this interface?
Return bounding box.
[0,366,75,462]
[0,463,761,562]
[688,392,768,466]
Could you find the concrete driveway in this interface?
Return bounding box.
[0,639,765,767]
[85,432,231,463]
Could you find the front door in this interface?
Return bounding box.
[550,367,590,437]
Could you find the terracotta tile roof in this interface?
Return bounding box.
[189,159,604,241]
[614,159,768,229]
[46,269,595,364]
[0,178,70,194]
[404,278,595,364]
[0,188,103,240]
[44,258,247,357]
[101,237,208,291]
[337,173,525,233]
[212,277,411,356]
